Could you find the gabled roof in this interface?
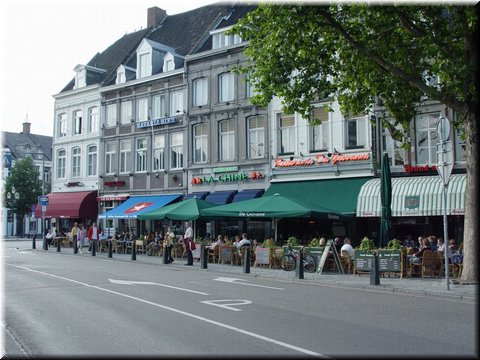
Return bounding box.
[1,131,52,161]
[60,28,150,93]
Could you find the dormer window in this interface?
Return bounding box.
[116,64,136,84]
[163,52,175,72]
[211,26,242,50]
[74,66,86,89]
[135,39,183,79]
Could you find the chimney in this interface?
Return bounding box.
[147,7,167,28]
[22,121,31,135]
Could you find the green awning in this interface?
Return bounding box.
[265,177,371,215]
[356,174,466,217]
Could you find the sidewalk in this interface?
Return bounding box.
[4,238,478,302]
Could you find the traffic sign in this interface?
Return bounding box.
[38,196,49,205]
[436,116,451,142]
[436,141,453,186]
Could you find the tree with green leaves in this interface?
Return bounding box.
[4,157,43,236]
[231,4,478,282]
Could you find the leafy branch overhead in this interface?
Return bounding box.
[230,4,477,141]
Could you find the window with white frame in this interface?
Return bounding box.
[345,114,367,148]
[152,95,166,119]
[87,145,97,176]
[193,124,208,163]
[105,142,116,175]
[193,78,208,107]
[415,112,439,165]
[120,140,131,174]
[72,147,81,178]
[73,110,82,135]
[137,98,149,121]
[219,72,234,103]
[116,69,125,84]
[56,149,66,179]
[58,113,67,138]
[278,113,295,155]
[246,72,257,98]
[106,104,117,127]
[138,53,149,78]
[88,107,99,133]
[120,101,132,124]
[382,123,405,166]
[219,119,235,161]
[247,116,265,159]
[310,107,330,152]
[170,132,184,169]
[135,138,147,172]
[212,29,242,49]
[163,53,175,72]
[169,90,184,116]
[454,128,466,162]
[152,134,165,171]
[74,69,86,89]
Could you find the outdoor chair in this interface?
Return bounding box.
[208,246,220,263]
[340,250,354,274]
[135,240,145,254]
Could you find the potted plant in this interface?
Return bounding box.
[309,238,320,247]
[287,236,299,247]
[387,239,403,250]
[358,236,375,250]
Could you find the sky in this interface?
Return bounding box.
[0,0,225,137]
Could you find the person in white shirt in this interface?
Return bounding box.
[184,222,194,265]
[340,237,354,260]
[236,233,251,249]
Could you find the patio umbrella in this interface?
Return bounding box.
[379,153,393,248]
[138,197,217,241]
[202,193,346,243]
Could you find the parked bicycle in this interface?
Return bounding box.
[280,245,317,273]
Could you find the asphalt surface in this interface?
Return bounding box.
[4,237,477,303]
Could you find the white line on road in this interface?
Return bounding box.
[7,263,324,357]
[213,277,285,290]
[108,278,209,295]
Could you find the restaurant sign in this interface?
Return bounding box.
[405,195,420,210]
[191,171,264,185]
[104,181,126,187]
[274,153,370,168]
[404,164,437,174]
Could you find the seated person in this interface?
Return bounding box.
[340,237,354,260]
[207,235,225,251]
[408,238,431,265]
[236,233,252,249]
[45,229,55,245]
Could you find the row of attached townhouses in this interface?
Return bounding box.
[33,4,466,246]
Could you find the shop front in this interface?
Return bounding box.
[34,191,98,234]
[356,173,466,244]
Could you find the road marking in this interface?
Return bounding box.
[201,299,252,311]
[108,278,209,295]
[7,263,323,357]
[213,277,284,290]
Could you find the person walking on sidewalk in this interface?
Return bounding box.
[184,222,194,266]
[87,221,99,253]
[69,222,78,249]
[77,223,86,254]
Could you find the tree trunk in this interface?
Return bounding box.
[460,112,479,282]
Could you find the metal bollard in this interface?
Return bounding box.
[370,252,380,285]
[108,240,113,258]
[162,245,168,264]
[32,234,36,249]
[243,247,251,274]
[73,238,78,254]
[297,248,304,279]
[200,245,208,269]
[43,236,48,251]
[131,240,136,260]
[57,238,61,252]
[92,240,96,256]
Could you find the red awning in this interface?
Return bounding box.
[34,191,98,219]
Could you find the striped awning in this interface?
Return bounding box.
[356,174,466,217]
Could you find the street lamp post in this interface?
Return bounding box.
[6,190,20,236]
[26,150,47,249]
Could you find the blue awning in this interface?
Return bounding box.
[98,194,182,219]
[183,191,210,200]
[232,189,265,203]
[204,190,237,205]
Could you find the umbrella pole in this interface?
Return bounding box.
[274,219,278,244]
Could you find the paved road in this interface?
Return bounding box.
[3,239,478,357]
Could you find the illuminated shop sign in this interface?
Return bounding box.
[274,153,370,167]
[136,117,177,128]
[104,181,126,187]
[191,171,264,185]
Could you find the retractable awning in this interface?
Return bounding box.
[204,190,237,205]
[34,191,98,219]
[98,194,182,219]
[265,177,370,215]
[356,174,466,217]
[183,191,210,200]
[232,189,265,203]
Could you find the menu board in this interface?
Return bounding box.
[255,247,270,265]
[219,246,234,263]
[304,247,325,272]
[354,250,402,273]
[354,250,375,272]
